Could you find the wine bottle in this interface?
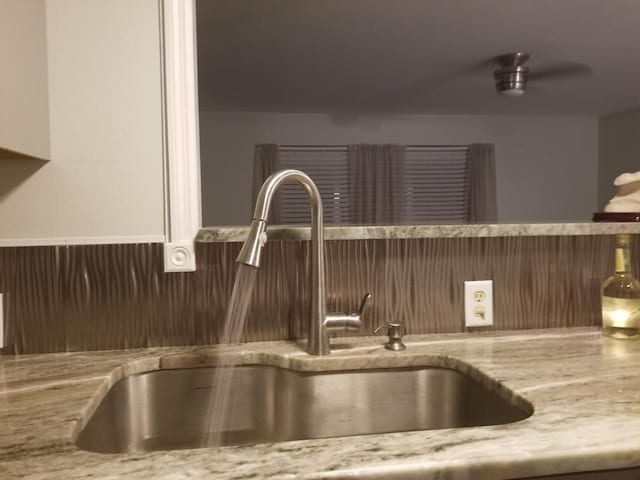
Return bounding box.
[602,234,640,339]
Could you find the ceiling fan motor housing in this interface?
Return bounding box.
[492,53,530,96]
[494,65,529,96]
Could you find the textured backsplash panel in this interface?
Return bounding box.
[0,235,625,354]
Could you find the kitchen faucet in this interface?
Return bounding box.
[236,169,371,355]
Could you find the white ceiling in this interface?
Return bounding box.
[196,0,640,115]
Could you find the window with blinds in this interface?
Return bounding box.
[278,147,352,224]
[404,147,469,223]
[276,145,470,225]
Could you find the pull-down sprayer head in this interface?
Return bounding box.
[236,219,268,268]
[236,169,323,268]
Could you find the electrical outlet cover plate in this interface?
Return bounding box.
[465,280,493,327]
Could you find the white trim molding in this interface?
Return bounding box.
[161,0,202,272]
[0,236,167,247]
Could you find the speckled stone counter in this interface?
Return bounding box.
[2,328,640,479]
[197,222,640,242]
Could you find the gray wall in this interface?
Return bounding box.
[598,106,640,208]
[199,112,599,226]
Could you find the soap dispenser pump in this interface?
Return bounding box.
[374,322,406,351]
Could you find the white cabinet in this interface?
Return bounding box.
[0,0,50,160]
[0,0,166,244]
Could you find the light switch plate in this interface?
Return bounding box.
[465,280,493,327]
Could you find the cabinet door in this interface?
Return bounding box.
[0,0,50,160]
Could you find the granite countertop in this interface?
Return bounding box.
[2,327,640,479]
[196,222,640,242]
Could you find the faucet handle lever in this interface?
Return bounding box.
[325,293,372,333]
[358,293,372,317]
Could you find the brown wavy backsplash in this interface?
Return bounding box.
[0,235,623,354]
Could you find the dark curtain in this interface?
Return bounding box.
[466,143,497,222]
[347,144,406,224]
[252,144,281,223]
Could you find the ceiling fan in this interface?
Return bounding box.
[492,52,592,96]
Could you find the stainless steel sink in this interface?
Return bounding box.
[76,365,532,453]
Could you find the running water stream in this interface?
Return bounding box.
[204,263,259,447]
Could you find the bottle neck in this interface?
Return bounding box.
[615,245,632,274]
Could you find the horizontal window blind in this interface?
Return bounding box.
[276,145,470,225]
[278,148,351,224]
[404,148,469,222]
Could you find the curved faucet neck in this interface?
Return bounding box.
[237,169,330,355]
[251,170,323,224]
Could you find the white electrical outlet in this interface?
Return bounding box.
[465,280,493,327]
[0,293,4,349]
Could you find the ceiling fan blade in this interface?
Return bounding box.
[460,57,499,76]
[529,62,593,81]
[382,59,495,107]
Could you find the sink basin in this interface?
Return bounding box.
[76,365,532,453]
